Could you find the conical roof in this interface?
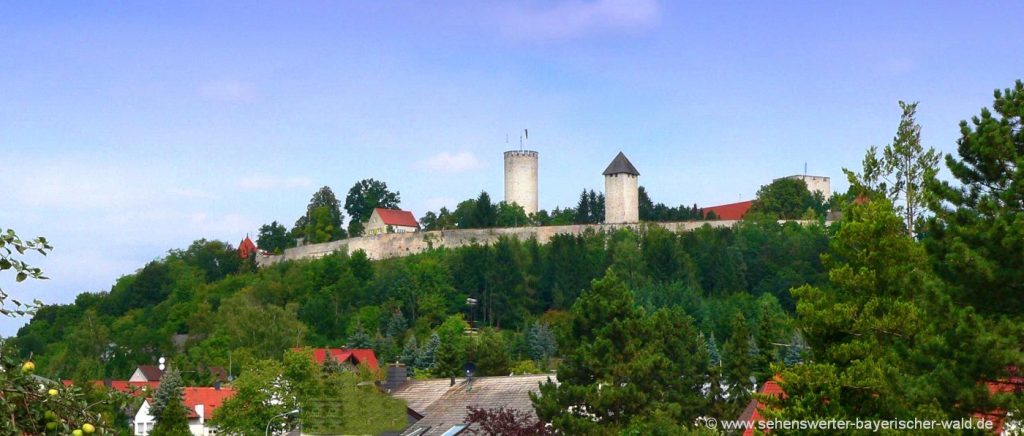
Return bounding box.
[602,152,639,176]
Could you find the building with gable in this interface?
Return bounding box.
[365,208,420,235]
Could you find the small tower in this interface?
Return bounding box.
[603,152,640,224]
[504,150,539,215]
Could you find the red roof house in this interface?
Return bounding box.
[738,378,786,435]
[238,236,258,259]
[299,348,380,370]
[366,208,419,235]
[703,200,754,221]
[182,386,235,419]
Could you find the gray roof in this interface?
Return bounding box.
[392,374,556,436]
[602,152,639,176]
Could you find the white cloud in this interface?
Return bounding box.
[236,176,314,190]
[199,80,259,102]
[418,151,485,173]
[492,0,660,41]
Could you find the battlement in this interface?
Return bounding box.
[503,150,539,158]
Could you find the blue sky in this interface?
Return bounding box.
[1,1,1022,335]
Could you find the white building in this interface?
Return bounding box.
[133,386,234,436]
[365,208,419,235]
[783,174,831,199]
[603,152,640,224]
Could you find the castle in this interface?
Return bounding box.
[504,149,642,224]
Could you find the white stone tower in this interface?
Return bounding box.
[504,150,539,215]
[603,151,640,224]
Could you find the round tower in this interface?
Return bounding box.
[504,150,539,215]
[603,151,639,224]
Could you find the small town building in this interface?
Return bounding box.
[604,152,640,224]
[238,235,258,259]
[299,347,380,371]
[703,200,754,220]
[132,386,235,436]
[365,208,419,235]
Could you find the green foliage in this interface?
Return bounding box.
[722,312,753,411]
[768,199,1013,424]
[846,100,940,233]
[257,220,291,254]
[0,228,51,316]
[299,369,406,435]
[526,321,557,364]
[214,351,315,435]
[151,368,183,422]
[532,272,710,434]
[344,178,401,236]
[748,178,827,219]
[924,80,1024,317]
[472,329,511,376]
[295,186,347,243]
[574,189,605,224]
[150,397,191,436]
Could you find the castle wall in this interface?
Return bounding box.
[503,151,539,215]
[256,220,752,267]
[604,173,639,224]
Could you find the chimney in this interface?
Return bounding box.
[103,378,112,388]
[214,381,221,391]
[385,363,407,392]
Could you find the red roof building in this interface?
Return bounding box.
[366,208,419,235]
[703,200,754,220]
[182,386,235,419]
[738,378,786,436]
[299,348,380,370]
[238,236,258,259]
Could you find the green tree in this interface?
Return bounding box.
[532,272,709,434]
[924,80,1024,316]
[472,191,497,228]
[473,329,511,376]
[256,221,290,254]
[433,315,469,377]
[846,101,940,233]
[150,368,184,423]
[495,201,530,227]
[748,178,824,219]
[768,199,1012,425]
[150,394,191,436]
[345,179,401,236]
[526,321,557,364]
[295,186,347,243]
[214,352,314,435]
[722,312,753,412]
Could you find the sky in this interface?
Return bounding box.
[1,0,1022,335]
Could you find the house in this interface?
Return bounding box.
[129,365,165,383]
[384,364,555,436]
[132,386,235,436]
[365,208,419,235]
[737,378,785,436]
[703,200,754,220]
[298,347,380,371]
[238,235,258,259]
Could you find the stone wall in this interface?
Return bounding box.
[256,220,750,267]
[503,150,539,215]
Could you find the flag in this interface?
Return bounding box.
[524,129,528,139]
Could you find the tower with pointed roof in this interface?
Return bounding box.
[603,152,640,224]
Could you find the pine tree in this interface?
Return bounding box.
[526,321,557,363]
[705,332,722,367]
[722,313,753,409]
[416,333,440,370]
[347,320,373,349]
[150,397,191,436]
[150,368,183,422]
[385,311,407,341]
[399,335,419,367]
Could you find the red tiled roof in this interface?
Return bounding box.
[373,208,419,228]
[63,380,160,395]
[136,365,163,381]
[183,386,235,419]
[742,379,785,436]
[239,236,258,259]
[299,348,380,370]
[703,200,754,220]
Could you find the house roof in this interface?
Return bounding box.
[63,380,160,394]
[374,208,419,228]
[703,200,753,221]
[239,236,258,258]
[392,374,556,436]
[136,365,164,382]
[602,152,640,176]
[183,386,235,419]
[739,379,785,436]
[300,348,380,370]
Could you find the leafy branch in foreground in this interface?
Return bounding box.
[0,228,53,316]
